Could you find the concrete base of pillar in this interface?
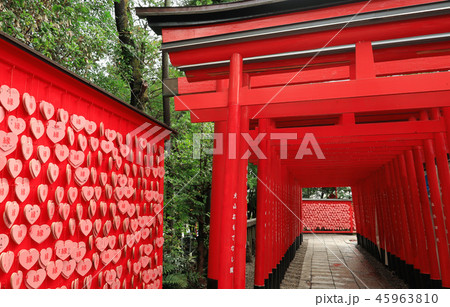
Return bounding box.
[207,278,218,289]
[420,273,432,289]
[255,234,303,289]
[431,279,442,289]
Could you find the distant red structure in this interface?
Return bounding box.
[302,199,355,233]
[139,0,450,289]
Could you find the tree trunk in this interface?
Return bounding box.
[196,214,206,276]
[162,0,172,126]
[114,0,148,110]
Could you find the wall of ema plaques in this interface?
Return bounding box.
[0,36,168,289]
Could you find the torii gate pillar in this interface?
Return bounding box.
[213,53,248,289]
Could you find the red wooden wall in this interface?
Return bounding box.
[0,34,170,289]
[302,199,355,233]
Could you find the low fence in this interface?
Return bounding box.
[302,199,355,234]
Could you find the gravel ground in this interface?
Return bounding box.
[245,256,255,289]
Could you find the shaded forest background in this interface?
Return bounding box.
[0,0,351,288]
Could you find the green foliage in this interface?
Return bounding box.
[302,187,352,199]
[247,163,258,218]
[0,0,165,107]
[162,110,214,288]
[0,0,238,289]
[163,233,200,288]
[0,0,113,81]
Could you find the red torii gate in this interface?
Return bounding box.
[137,0,450,289]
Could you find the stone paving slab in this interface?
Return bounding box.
[280,234,409,289]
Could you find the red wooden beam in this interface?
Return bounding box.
[250,66,349,89]
[190,108,228,123]
[176,71,450,121]
[242,134,434,164]
[286,145,419,152]
[169,16,450,67]
[307,140,424,148]
[251,92,450,120]
[244,71,450,108]
[162,0,438,43]
[179,52,450,99]
[282,161,395,168]
[178,77,218,94]
[352,41,375,79]
[246,53,450,89]
[307,133,436,144]
[182,40,450,82]
[246,120,445,140]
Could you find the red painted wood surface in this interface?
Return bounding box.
[175,71,450,113]
[207,90,226,284]
[169,15,450,68]
[301,200,355,233]
[0,36,170,289]
[162,0,440,43]
[155,0,450,289]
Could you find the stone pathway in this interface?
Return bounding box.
[280,234,408,289]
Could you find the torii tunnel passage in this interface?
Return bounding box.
[138,0,450,288]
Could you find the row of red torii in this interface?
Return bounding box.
[138,0,450,288]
